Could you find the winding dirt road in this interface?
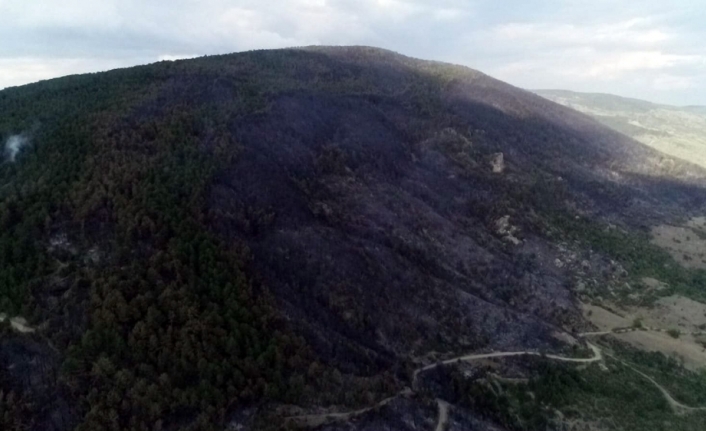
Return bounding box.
[288,342,602,429]
[575,330,706,415]
[606,353,706,415]
[412,342,602,388]
[286,321,706,430]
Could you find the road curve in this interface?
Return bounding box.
[435,399,450,431]
[287,343,603,428]
[286,323,706,429]
[414,342,602,385]
[606,353,706,415]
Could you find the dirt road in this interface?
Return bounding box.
[413,342,602,387]
[434,399,449,431]
[288,343,603,429]
[607,353,706,415]
[286,333,705,429]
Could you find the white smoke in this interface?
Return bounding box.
[4,135,29,162]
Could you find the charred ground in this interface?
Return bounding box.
[1,46,705,431]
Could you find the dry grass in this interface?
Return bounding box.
[582,301,706,370]
[641,277,668,291]
[614,331,706,370]
[582,303,630,331]
[641,295,706,333]
[651,217,706,270]
[686,216,706,231]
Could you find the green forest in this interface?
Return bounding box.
[0,55,318,431]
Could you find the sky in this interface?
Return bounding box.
[1,0,705,106]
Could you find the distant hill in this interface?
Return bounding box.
[685,105,706,115]
[535,89,706,168]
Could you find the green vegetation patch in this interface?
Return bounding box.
[0,59,315,431]
[611,344,706,407]
[452,352,706,431]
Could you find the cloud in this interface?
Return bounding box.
[492,18,672,48]
[0,57,141,88]
[2,0,121,29]
[584,51,702,78]
[0,0,704,105]
[470,5,706,104]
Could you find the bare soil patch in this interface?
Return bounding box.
[582,303,629,330]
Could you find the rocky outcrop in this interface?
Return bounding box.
[495,215,521,245]
[491,153,505,173]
